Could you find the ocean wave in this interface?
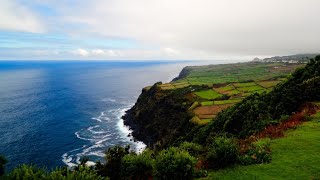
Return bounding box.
[101,98,116,102]
[62,103,146,167]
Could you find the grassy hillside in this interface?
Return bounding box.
[203,112,320,180]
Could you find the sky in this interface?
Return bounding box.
[0,0,320,61]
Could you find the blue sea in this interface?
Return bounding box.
[0,60,209,170]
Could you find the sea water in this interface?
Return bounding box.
[0,60,208,170]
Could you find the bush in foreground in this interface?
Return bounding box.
[206,136,239,169]
[240,138,272,165]
[121,150,154,180]
[154,147,196,180]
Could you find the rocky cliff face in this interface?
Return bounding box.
[123,82,194,148]
[171,66,192,81]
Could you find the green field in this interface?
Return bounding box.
[237,85,265,92]
[257,81,281,88]
[194,89,222,100]
[215,84,235,92]
[233,82,257,87]
[214,99,242,105]
[177,63,303,86]
[201,101,214,106]
[202,113,320,180]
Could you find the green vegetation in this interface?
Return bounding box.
[214,99,241,105]
[154,147,196,180]
[257,80,281,88]
[205,136,239,169]
[215,84,235,92]
[0,155,7,176]
[194,89,222,100]
[176,63,303,85]
[121,150,154,179]
[3,165,108,180]
[207,56,320,138]
[236,85,264,92]
[233,82,257,87]
[204,115,320,179]
[200,101,214,106]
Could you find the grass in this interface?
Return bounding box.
[214,99,242,105]
[189,101,200,110]
[233,82,257,87]
[171,63,303,87]
[215,85,235,92]
[256,81,281,88]
[191,116,211,125]
[237,85,265,92]
[224,89,241,96]
[201,101,214,106]
[194,89,223,100]
[202,113,320,180]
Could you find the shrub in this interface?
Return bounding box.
[49,166,108,180]
[0,155,7,176]
[96,145,130,179]
[205,136,239,169]
[121,150,154,180]
[5,165,108,180]
[6,165,47,180]
[154,147,196,180]
[239,138,272,165]
[179,142,204,156]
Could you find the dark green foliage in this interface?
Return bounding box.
[240,139,272,165]
[179,142,204,156]
[121,150,154,180]
[205,136,239,169]
[5,165,46,180]
[4,165,107,180]
[154,147,196,180]
[0,155,7,176]
[96,145,130,179]
[199,56,320,138]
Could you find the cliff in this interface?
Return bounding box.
[123,82,195,148]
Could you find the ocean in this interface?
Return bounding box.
[0,60,208,170]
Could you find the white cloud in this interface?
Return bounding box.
[92,49,105,55]
[73,48,89,56]
[58,0,320,58]
[0,0,45,33]
[2,0,320,60]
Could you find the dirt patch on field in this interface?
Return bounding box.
[194,105,221,115]
[198,114,216,119]
[218,104,235,110]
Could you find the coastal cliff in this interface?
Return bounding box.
[123,82,195,148]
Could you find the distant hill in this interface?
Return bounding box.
[252,54,318,63]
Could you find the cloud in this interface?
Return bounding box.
[1,0,320,60]
[59,0,320,58]
[73,48,89,56]
[0,0,45,33]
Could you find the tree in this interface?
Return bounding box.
[96,145,130,179]
[121,150,154,180]
[0,155,7,176]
